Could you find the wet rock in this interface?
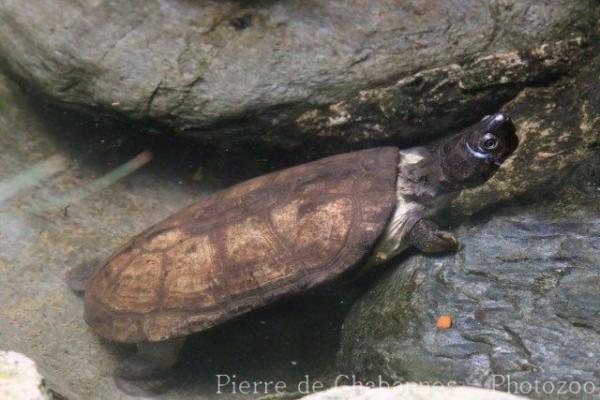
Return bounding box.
[301,385,526,400]
[338,188,600,400]
[0,1,596,147]
[294,37,587,146]
[0,351,52,400]
[451,41,600,216]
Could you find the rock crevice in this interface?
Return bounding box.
[0,0,597,148]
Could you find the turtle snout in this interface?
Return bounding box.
[491,114,518,165]
[492,113,510,123]
[484,113,512,131]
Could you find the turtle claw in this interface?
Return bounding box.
[409,219,460,254]
[428,230,460,253]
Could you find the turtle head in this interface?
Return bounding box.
[438,112,518,190]
[466,113,518,167]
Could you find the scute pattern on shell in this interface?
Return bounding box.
[84,147,399,342]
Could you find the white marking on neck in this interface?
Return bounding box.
[365,149,458,267]
[401,149,424,165]
[465,142,491,160]
[365,149,428,265]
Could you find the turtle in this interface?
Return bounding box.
[67,112,518,380]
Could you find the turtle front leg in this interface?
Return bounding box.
[115,338,185,380]
[408,219,459,253]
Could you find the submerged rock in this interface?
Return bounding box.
[300,385,526,400]
[0,1,596,147]
[0,351,52,400]
[0,3,598,399]
[338,188,600,400]
[451,41,600,215]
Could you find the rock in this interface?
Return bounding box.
[0,351,52,400]
[0,1,597,147]
[0,4,599,399]
[300,385,526,400]
[338,187,600,399]
[451,36,600,216]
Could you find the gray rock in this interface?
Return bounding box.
[300,385,526,400]
[0,4,599,399]
[0,0,596,147]
[334,40,600,395]
[450,39,600,216]
[338,190,600,400]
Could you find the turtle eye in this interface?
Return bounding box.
[481,133,498,151]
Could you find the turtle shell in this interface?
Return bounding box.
[84,147,399,343]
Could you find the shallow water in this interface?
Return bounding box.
[0,75,367,399]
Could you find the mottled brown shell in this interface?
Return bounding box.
[84,147,399,343]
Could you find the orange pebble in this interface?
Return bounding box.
[436,315,453,329]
